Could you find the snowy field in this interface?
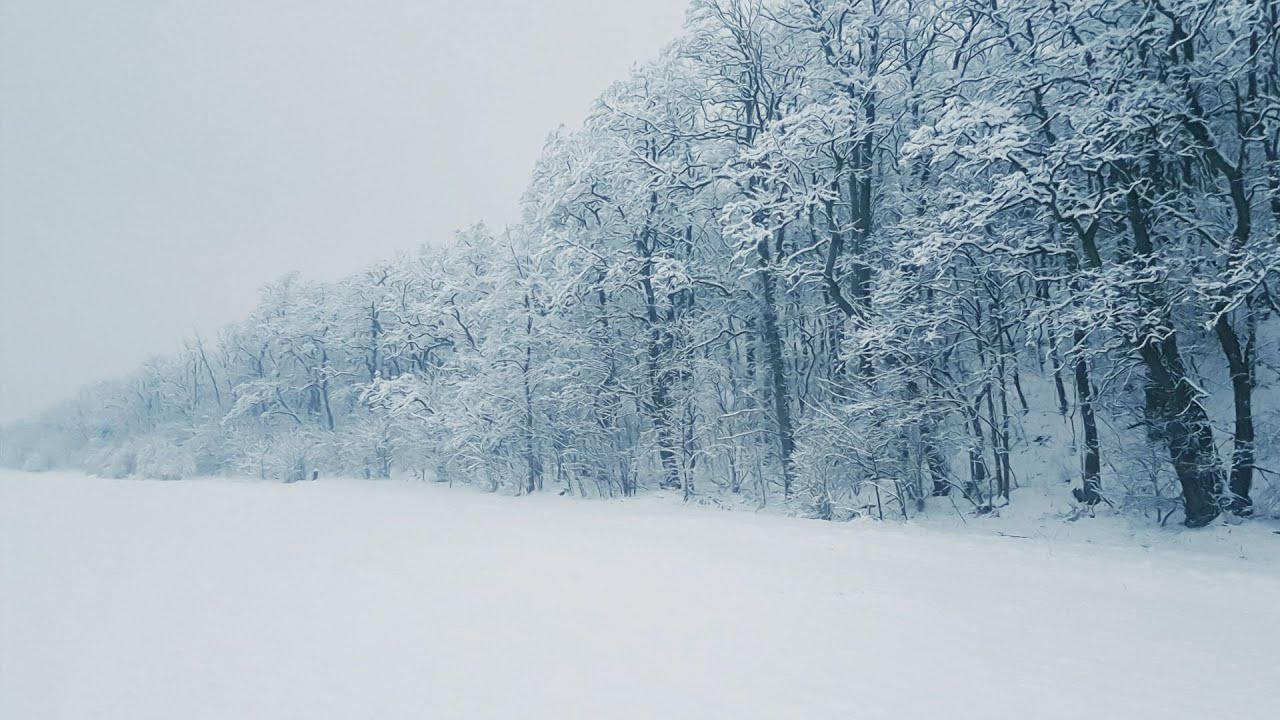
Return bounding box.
[3,471,1278,720]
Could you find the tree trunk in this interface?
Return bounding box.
[1071,326,1102,505]
[638,198,683,491]
[1125,186,1224,527]
[1182,88,1258,515]
[522,294,541,494]
[757,230,796,499]
[1215,308,1255,514]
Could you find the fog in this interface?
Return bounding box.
[0,0,688,421]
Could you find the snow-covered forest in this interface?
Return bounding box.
[4,0,1279,529]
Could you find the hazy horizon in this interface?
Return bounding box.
[0,0,688,422]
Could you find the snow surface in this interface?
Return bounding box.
[2,471,1278,719]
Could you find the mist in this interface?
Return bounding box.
[0,0,687,421]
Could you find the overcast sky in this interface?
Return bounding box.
[0,0,689,422]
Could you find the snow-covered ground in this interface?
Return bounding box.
[2,471,1278,719]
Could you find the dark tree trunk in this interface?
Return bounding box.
[902,374,951,497]
[757,230,796,499]
[522,294,542,494]
[1216,308,1255,514]
[965,392,989,505]
[1182,88,1258,515]
[638,195,682,491]
[1125,186,1224,527]
[1071,327,1102,505]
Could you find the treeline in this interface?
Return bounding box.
[4,0,1278,526]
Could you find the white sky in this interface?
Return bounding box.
[0,0,689,422]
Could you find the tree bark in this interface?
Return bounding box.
[757,229,796,499]
[1071,326,1102,505]
[638,193,683,491]
[1125,186,1224,527]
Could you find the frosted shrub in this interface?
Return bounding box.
[134,435,197,480]
[186,424,234,476]
[266,434,309,482]
[235,431,329,482]
[234,438,276,481]
[336,414,399,479]
[83,440,137,479]
[20,453,52,472]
